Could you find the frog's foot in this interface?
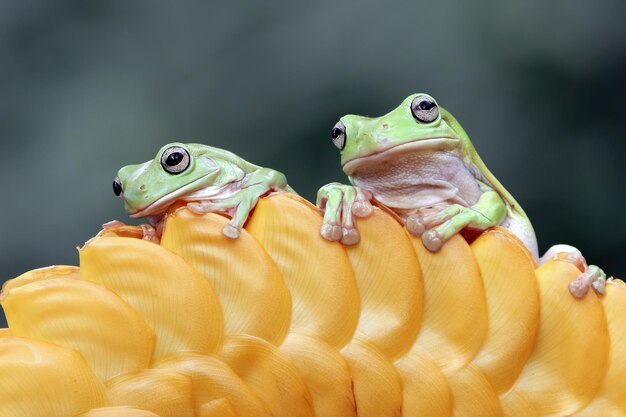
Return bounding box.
[567,265,606,298]
[409,204,497,252]
[541,245,606,298]
[187,183,270,239]
[405,203,451,236]
[316,183,373,245]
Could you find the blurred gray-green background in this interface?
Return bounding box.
[1,1,625,327]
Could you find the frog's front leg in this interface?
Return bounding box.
[188,168,289,239]
[407,188,507,252]
[316,183,373,245]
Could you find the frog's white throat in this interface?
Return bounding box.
[347,142,482,211]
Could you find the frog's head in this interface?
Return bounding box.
[113,142,220,218]
[330,93,469,176]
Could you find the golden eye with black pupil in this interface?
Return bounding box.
[410,94,439,123]
[161,146,190,174]
[331,121,346,150]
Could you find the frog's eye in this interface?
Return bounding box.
[113,178,122,196]
[161,146,191,174]
[331,121,346,150]
[410,94,439,123]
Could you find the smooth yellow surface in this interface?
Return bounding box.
[245,193,360,348]
[410,234,488,374]
[106,369,194,417]
[500,392,539,417]
[447,364,503,417]
[2,265,79,292]
[222,334,314,417]
[573,279,626,417]
[160,209,291,346]
[200,399,240,417]
[76,407,162,417]
[470,227,540,393]
[346,207,423,360]
[154,352,271,417]
[0,336,107,417]
[79,236,224,359]
[281,332,356,417]
[2,277,155,382]
[341,339,402,417]
[395,346,453,417]
[504,259,610,416]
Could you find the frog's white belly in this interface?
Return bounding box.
[350,151,482,211]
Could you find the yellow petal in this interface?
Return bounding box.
[2,265,80,293]
[573,279,626,417]
[346,207,423,360]
[160,209,291,346]
[447,364,503,417]
[0,328,9,338]
[106,369,195,417]
[200,399,240,417]
[79,236,224,359]
[1,277,155,382]
[221,334,314,417]
[499,392,539,417]
[281,332,356,417]
[75,407,162,417]
[503,259,610,416]
[395,346,453,417]
[0,336,107,417]
[470,227,540,393]
[154,352,271,417]
[410,234,488,374]
[341,339,403,417]
[245,193,360,348]
[97,225,145,240]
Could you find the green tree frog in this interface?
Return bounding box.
[108,142,292,241]
[317,93,605,298]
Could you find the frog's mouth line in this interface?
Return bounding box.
[342,136,460,176]
[127,171,218,218]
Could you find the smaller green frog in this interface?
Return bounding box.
[317,93,605,298]
[107,142,292,241]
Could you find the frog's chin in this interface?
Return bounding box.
[342,137,460,176]
[127,172,218,218]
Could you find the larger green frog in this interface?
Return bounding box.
[317,93,605,298]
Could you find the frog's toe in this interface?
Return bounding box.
[320,222,343,242]
[592,275,606,295]
[405,214,425,236]
[341,227,360,246]
[422,229,444,252]
[222,224,241,239]
[568,278,590,299]
[352,200,373,218]
[567,265,605,298]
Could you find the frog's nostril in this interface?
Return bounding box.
[139,184,146,191]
